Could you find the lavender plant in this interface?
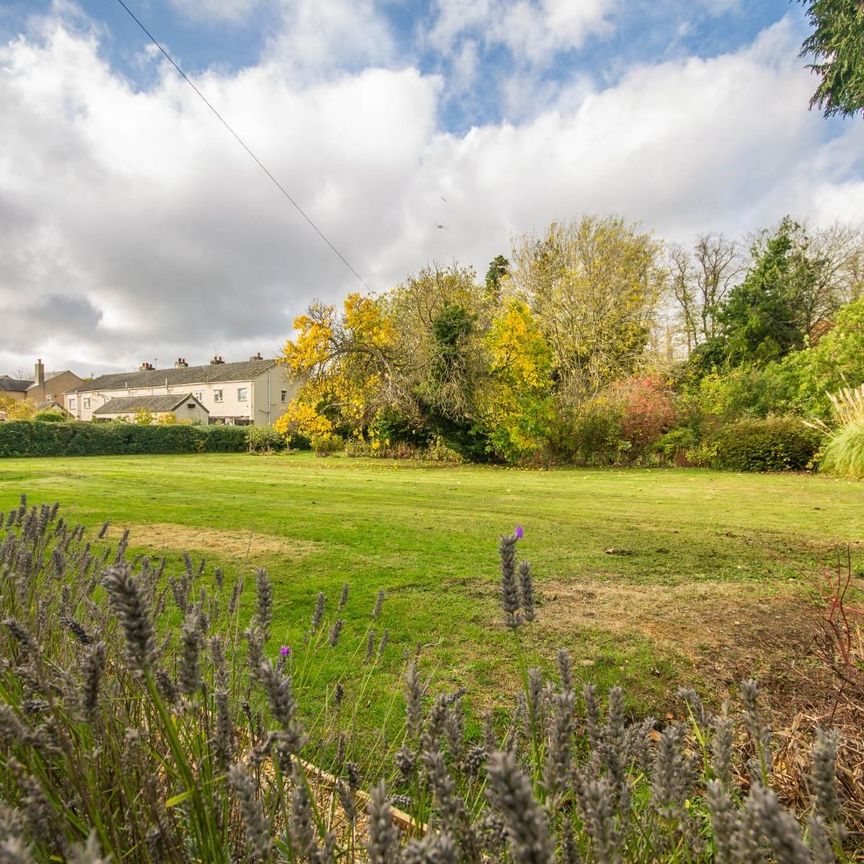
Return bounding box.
[0,498,855,863]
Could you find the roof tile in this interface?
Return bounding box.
[75,359,277,393]
[93,394,209,416]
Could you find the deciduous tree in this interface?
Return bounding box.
[388,263,492,436]
[669,234,742,353]
[277,293,397,440]
[509,217,665,405]
[0,395,35,421]
[480,298,554,461]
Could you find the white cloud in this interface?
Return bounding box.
[0,10,862,375]
[264,0,397,79]
[695,0,742,14]
[167,0,263,24]
[0,12,437,371]
[450,38,479,93]
[426,0,493,52]
[427,0,616,62]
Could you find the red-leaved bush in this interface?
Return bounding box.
[615,377,677,460]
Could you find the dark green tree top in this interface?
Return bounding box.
[800,0,864,117]
[485,255,509,299]
[718,219,810,367]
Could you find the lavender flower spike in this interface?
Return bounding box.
[366,782,402,864]
[499,535,521,628]
[487,750,555,864]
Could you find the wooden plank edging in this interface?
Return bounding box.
[297,757,427,837]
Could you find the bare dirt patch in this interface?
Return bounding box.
[539,578,823,711]
[112,523,324,562]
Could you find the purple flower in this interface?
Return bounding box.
[279,645,292,658]
[514,525,524,540]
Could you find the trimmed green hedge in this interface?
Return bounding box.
[711,416,822,472]
[0,421,249,457]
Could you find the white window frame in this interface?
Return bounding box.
[213,389,223,403]
[237,387,248,402]
[83,397,91,409]
[280,389,288,403]
[192,391,203,401]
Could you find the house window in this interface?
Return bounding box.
[280,390,288,402]
[193,391,203,401]
[83,397,91,409]
[68,397,76,409]
[237,387,248,402]
[213,390,223,403]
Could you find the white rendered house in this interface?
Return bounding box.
[67,356,296,427]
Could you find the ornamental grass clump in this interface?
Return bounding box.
[818,384,864,479]
[0,496,858,862]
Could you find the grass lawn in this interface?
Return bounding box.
[0,452,861,754]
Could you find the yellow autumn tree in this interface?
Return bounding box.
[480,298,554,461]
[0,395,35,421]
[276,293,397,442]
[510,216,665,405]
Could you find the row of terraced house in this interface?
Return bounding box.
[2,356,297,427]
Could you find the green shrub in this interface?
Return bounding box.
[310,431,344,456]
[199,426,251,453]
[653,427,697,466]
[344,436,463,463]
[424,436,464,464]
[712,417,821,472]
[779,295,864,418]
[246,426,286,454]
[369,406,433,449]
[0,421,249,458]
[33,410,67,423]
[344,439,417,459]
[688,365,794,423]
[571,398,623,465]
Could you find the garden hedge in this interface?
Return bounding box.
[0,421,248,457]
[711,416,822,472]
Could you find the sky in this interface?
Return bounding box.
[1,0,862,378]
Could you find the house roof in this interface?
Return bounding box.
[74,359,277,393]
[93,394,210,416]
[0,377,33,393]
[27,371,82,393]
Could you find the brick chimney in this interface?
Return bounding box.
[139,361,155,371]
[174,358,188,368]
[209,355,225,365]
[249,352,263,361]
[35,359,45,387]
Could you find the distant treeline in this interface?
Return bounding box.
[274,215,864,470]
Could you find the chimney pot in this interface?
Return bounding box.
[249,352,263,361]
[174,358,188,368]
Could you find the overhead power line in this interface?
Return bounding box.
[113,0,369,290]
